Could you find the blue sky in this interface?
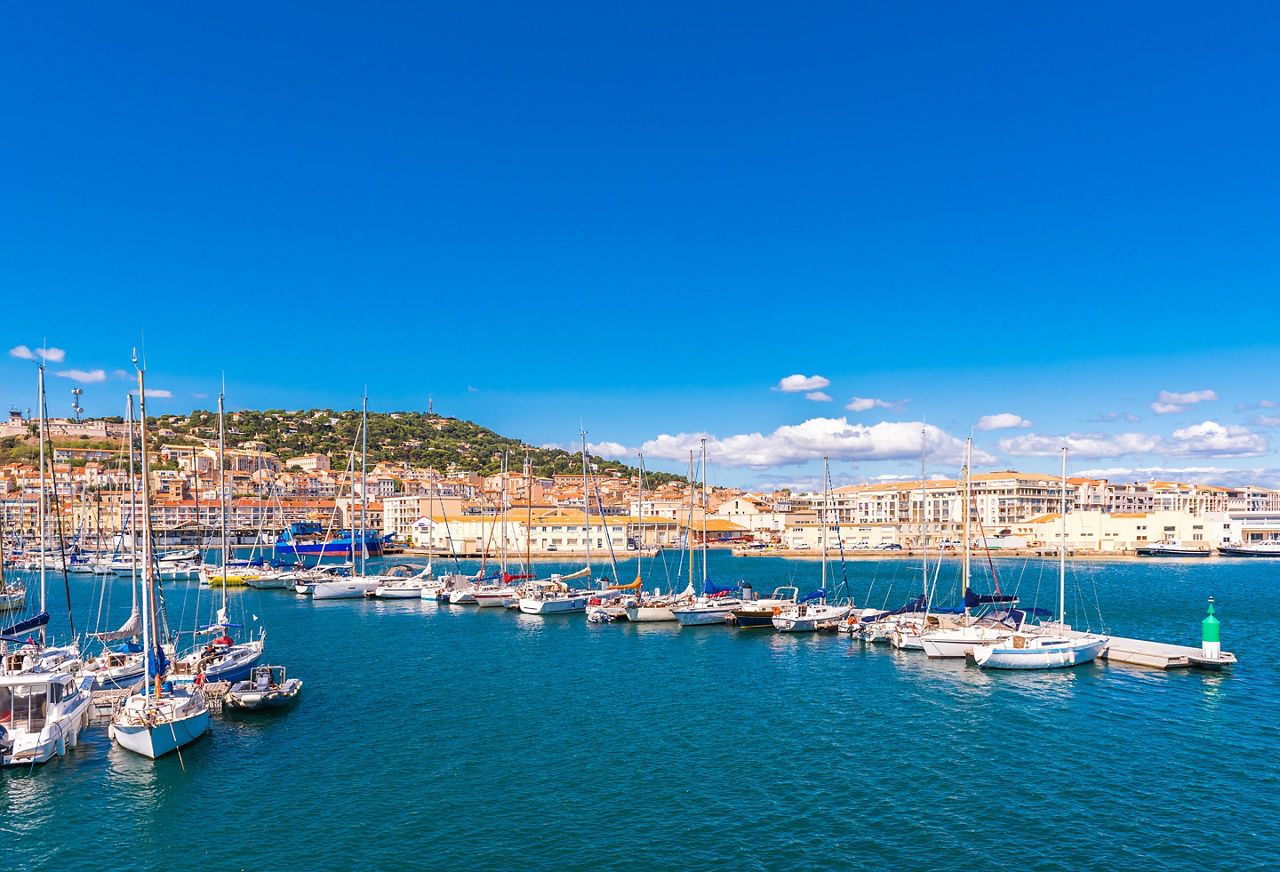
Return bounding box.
[3,2,1278,489]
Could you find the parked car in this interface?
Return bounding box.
[880,543,903,551]
[793,543,812,550]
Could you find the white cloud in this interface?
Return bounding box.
[55,368,107,384]
[1150,389,1218,414]
[8,345,66,362]
[192,392,209,399]
[845,397,900,412]
[975,413,1032,431]
[129,389,174,399]
[805,391,833,402]
[1076,465,1280,489]
[586,441,632,459]
[1167,421,1266,458]
[1000,420,1266,460]
[1251,414,1280,428]
[639,417,990,469]
[1000,431,1163,459]
[774,374,830,393]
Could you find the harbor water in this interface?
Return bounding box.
[3,551,1277,870]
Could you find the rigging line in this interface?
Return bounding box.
[40,370,76,637]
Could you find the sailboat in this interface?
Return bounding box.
[312,395,384,599]
[0,359,81,675]
[673,440,742,626]
[970,448,1108,670]
[773,458,854,632]
[84,396,147,689]
[109,355,211,759]
[0,503,24,613]
[920,438,1029,658]
[518,431,602,615]
[170,389,265,684]
[620,452,690,622]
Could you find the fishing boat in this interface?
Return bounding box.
[273,522,386,559]
[970,449,1108,670]
[110,357,211,759]
[0,669,94,767]
[223,665,302,711]
[773,591,852,633]
[1135,539,1212,557]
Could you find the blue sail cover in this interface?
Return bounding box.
[964,587,1020,608]
[887,594,928,615]
[703,579,738,596]
[798,589,827,604]
[2,612,50,637]
[146,645,169,681]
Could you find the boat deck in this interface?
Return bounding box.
[89,682,231,723]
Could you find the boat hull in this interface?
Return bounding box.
[623,606,677,622]
[972,636,1107,669]
[111,708,211,758]
[311,579,381,599]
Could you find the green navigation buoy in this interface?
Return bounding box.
[1201,597,1221,660]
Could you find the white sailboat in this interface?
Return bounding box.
[773,459,853,632]
[673,440,741,626]
[970,448,1108,670]
[312,395,383,599]
[519,431,598,616]
[84,397,147,690]
[110,356,211,759]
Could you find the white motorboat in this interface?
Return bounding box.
[0,670,94,767]
[772,599,853,632]
[920,623,1018,659]
[731,585,799,628]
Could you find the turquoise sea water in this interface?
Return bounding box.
[3,551,1277,871]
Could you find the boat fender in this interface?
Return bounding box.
[772,606,781,616]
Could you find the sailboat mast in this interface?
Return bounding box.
[686,450,694,587]
[963,436,972,593]
[360,394,368,577]
[524,450,532,573]
[920,425,927,600]
[128,396,139,615]
[700,438,708,585]
[135,357,161,698]
[580,430,591,577]
[37,362,47,635]
[218,391,229,594]
[821,457,829,591]
[1060,447,1067,625]
[636,452,645,586]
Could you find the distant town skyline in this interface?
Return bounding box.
[4,3,1278,489]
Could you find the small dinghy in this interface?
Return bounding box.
[224,665,302,712]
